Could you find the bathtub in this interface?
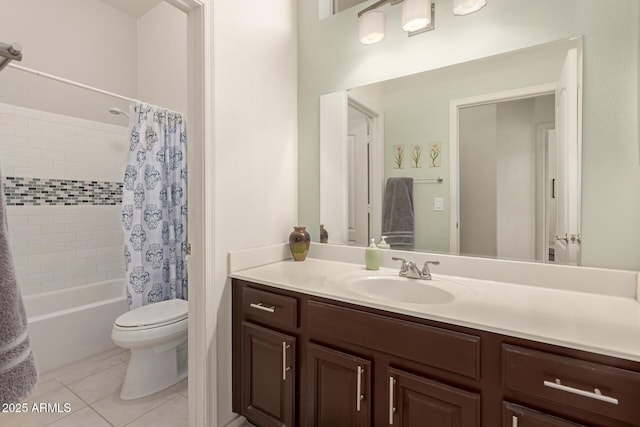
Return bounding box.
[22,279,129,374]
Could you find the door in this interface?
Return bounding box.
[307,343,371,427]
[241,322,296,427]
[348,105,371,246]
[554,48,580,265]
[388,367,480,427]
[504,402,586,427]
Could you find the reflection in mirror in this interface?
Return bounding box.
[320,39,584,265]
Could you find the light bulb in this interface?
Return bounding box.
[359,10,386,45]
[453,0,487,16]
[402,0,431,32]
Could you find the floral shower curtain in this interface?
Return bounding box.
[122,102,188,309]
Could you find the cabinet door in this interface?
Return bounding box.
[307,343,371,427]
[388,367,480,427]
[241,321,295,427]
[503,403,586,427]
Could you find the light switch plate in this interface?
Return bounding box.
[434,197,444,211]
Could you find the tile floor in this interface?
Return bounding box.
[0,348,188,427]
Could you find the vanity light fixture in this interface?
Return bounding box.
[402,0,432,33]
[358,0,486,45]
[453,0,487,16]
[359,9,387,44]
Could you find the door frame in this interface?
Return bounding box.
[449,83,556,254]
[348,94,384,244]
[167,0,214,426]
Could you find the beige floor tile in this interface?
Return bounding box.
[92,387,177,427]
[124,395,188,427]
[170,378,188,397]
[28,378,65,400]
[118,351,131,363]
[57,356,124,385]
[46,407,111,427]
[65,363,127,404]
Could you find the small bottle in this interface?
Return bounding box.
[377,236,390,249]
[365,238,381,270]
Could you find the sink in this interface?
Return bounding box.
[347,276,456,304]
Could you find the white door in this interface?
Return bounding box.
[554,48,580,265]
[347,106,370,246]
[320,91,349,244]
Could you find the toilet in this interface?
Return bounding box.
[111,299,188,400]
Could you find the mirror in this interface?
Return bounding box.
[306,0,640,271]
[321,39,582,265]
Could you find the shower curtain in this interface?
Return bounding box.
[122,102,188,309]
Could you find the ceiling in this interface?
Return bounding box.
[99,0,165,18]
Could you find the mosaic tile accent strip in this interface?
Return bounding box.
[3,176,123,206]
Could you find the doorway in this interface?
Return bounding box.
[457,94,555,262]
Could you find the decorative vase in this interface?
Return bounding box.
[320,224,328,243]
[289,226,311,261]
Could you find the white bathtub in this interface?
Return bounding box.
[23,279,129,374]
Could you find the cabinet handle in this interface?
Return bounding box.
[356,366,363,412]
[250,302,276,313]
[512,415,518,427]
[389,376,396,425]
[543,379,619,405]
[281,342,291,381]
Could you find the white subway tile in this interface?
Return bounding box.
[12,225,41,236]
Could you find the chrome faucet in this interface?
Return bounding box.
[392,257,440,280]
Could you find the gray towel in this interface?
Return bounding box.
[0,174,38,404]
[382,177,414,248]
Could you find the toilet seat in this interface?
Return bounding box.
[115,299,188,330]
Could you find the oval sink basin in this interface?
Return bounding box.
[347,276,455,304]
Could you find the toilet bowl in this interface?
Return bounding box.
[111,299,188,400]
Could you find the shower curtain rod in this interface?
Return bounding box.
[7,63,139,104]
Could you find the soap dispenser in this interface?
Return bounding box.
[365,238,381,270]
[377,236,390,249]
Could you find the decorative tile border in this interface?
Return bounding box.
[3,177,123,206]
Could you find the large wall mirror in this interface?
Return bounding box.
[321,39,583,265]
[301,0,640,272]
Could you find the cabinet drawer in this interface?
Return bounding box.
[308,301,480,379]
[503,402,585,427]
[503,344,640,425]
[242,286,298,329]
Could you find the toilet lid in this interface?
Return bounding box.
[116,299,188,328]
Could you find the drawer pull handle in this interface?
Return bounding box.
[356,366,363,412]
[250,302,276,313]
[281,342,291,381]
[543,379,619,405]
[512,415,518,427]
[389,376,396,425]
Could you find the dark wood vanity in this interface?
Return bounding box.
[232,278,640,427]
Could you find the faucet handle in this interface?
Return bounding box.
[392,257,409,275]
[421,261,440,279]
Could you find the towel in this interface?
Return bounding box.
[0,173,38,404]
[382,177,414,248]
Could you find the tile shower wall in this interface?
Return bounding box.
[0,102,129,295]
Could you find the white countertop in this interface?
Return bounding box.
[230,257,640,363]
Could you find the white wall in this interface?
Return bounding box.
[137,2,188,114]
[299,0,640,270]
[0,0,137,125]
[212,1,298,425]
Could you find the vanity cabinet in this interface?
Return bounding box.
[232,279,640,427]
[307,343,371,426]
[241,322,296,427]
[388,367,480,426]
